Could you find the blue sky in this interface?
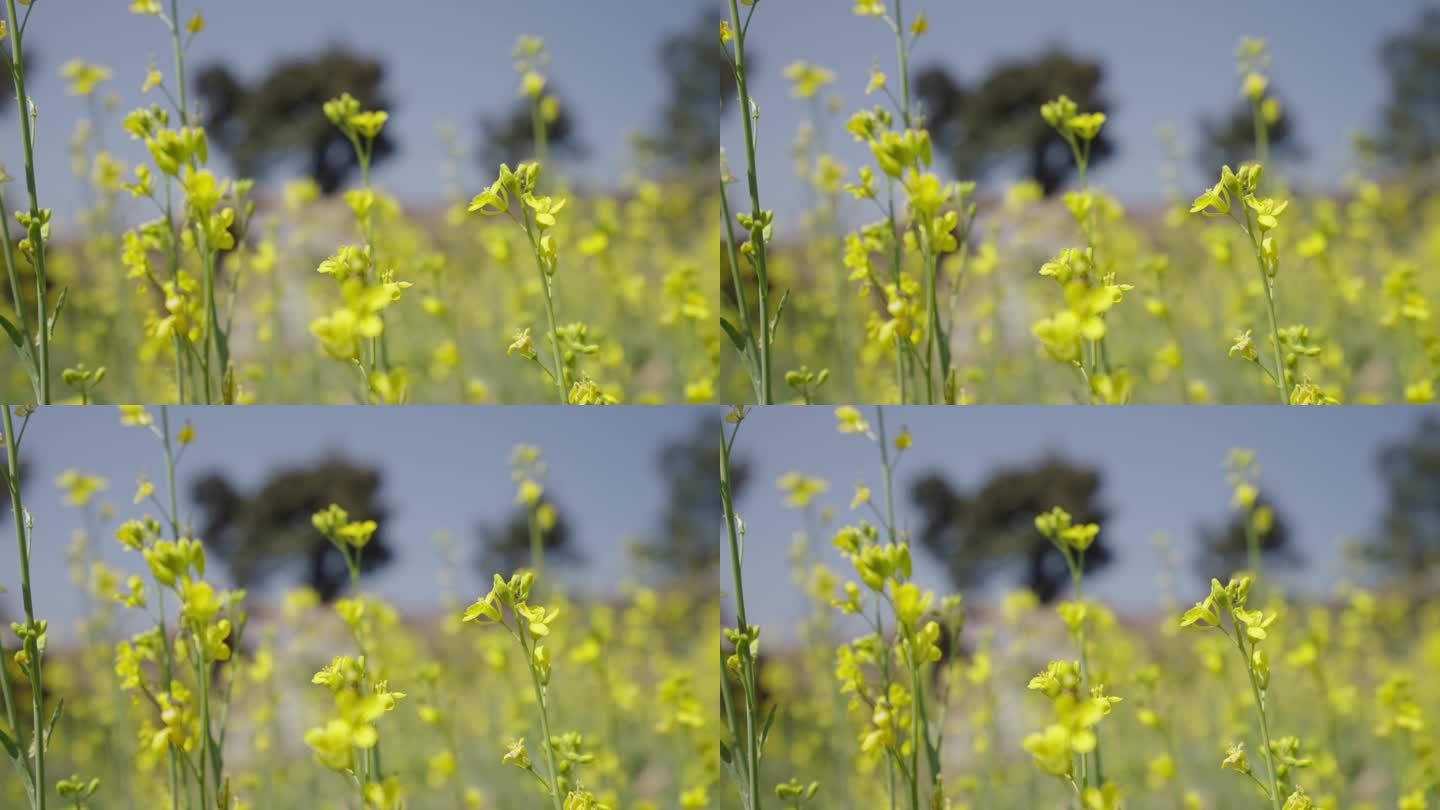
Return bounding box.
[3,0,702,227]
[723,0,1424,228]
[724,406,1432,639]
[0,405,717,641]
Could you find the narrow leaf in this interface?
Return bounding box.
[46,286,68,340]
[768,288,791,343]
[0,311,23,349]
[42,697,63,752]
[758,701,779,752]
[0,725,18,760]
[719,316,748,355]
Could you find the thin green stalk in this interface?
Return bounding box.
[195,640,211,810]
[892,0,912,126]
[727,0,774,404]
[721,422,762,810]
[531,94,549,176]
[1251,98,1270,173]
[5,0,50,403]
[153,407,184,809]
[168,0,219,403]
[1068,561,1104,786]
[1233,627,1283,810]
[520,210,568,403]
[1241,211,1288,403]
[528,507,544,584]
[0,184,38,400]
[908,654,922,810]
[519,630,565,810]
[720,179,762,401]
[875,406,897,543]
[3,406,45,810]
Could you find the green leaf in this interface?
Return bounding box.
[46,286,68,340]
[719,316,748,355]
[42,697,63,753]
[0,725,18,760]
[0,311,25,351]
[718,740,732,765]
[758,702,778,753]
[768,288,791,344]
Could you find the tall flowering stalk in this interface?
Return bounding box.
[720,405,766,809]
[121,2,248,403]
[0,405,54,809]
[1027,506,1118,806]
[843,1,974,403]
[305,503,407,808]
[721,0,785,405]
[463,571,608,809]
[0,2,57,403]
[829,405,958,809]
[1191,163,1293,403]
[471,162,615,404]
[110,406,248,810]
[311,93,411,403]
[1181,576,1313,810]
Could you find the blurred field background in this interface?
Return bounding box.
[720,1,1440,403]
[0,405,720,808]
[0,2,718,403]
[720,405,1440,808]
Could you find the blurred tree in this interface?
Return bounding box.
[1368,416,1440,576]
[911,455,1113,602]
[1196,94,1303,174]
[916,48,1114,195]
[194,47,397,194]
[191,455,394,601]
[1193,493,1299,582]
[476,497,580,577]
[478,90,584,169]
[631,417,730,579]
[1378,9,1440,168]
[635,6,729,172]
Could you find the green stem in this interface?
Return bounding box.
[1241,212,1288,404]
[0,183,37,400]
[3,407,45,810]
[875,406,897,543]
[721,424,763,810]
[720,181,762,400]
[528,507,544,584]
[908,652,922,810]
[727,0,773,404]
[1233,627,1283,810]
[892,0,912,125]
[519,630,565,810]
[520,211,567,403]
[5,0,49,403]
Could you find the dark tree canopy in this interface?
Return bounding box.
[476,502,579,577]
[1194,493,1300,582]
[637,6,729,172]
[632,418,727,579]
[1378,9,1440,168]
[916,47,1115,196]
[478,91,584,170]
[191,455,394,602]
[1196,95,1303,175]
[1368,416,1440,575]
[195,47,397,194]
[911,455,1113,603]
